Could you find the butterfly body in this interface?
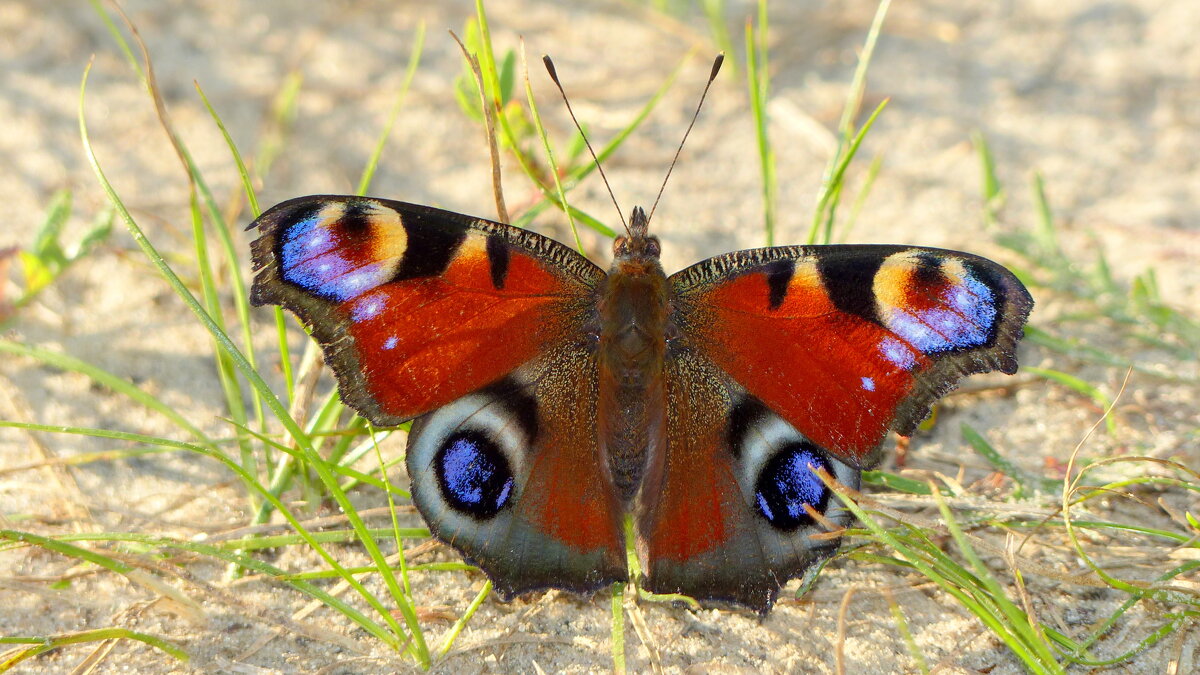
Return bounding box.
[597,206,669,502]
[250,194,1032,612]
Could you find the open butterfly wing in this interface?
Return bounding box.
[635,245,1031,610]
[250,196,625,596]
[250,196,603,424]
[668,245,1033,467]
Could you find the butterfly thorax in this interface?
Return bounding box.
[597,207,669,503]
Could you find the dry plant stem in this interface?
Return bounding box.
[114,547,362,652]
[835,585,859,675]
[1005,532,1048,650]
[625,595,662,674]
[72,635,119,675]
[450,30,509,224]
[289,340,326,425]
[1059,369,1200,596]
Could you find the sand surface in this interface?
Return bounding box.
[2,0,1198,672]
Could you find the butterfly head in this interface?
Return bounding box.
[613,206,661,260]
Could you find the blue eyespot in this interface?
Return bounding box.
[888,274,997,353]
[754,444,830,531]
[434,432,515,519]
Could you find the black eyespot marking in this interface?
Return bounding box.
[480,378,539,444]
[486,236,510,289]
[339,201,371,233]
[817,249,887,323]
[434,431,515,519]
[764,259,795,310]
[910,252,947,288]
[726,397,769,461]
[753,443,830,531]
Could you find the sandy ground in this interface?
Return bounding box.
[2,0,1198,672]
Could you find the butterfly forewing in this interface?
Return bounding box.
[667,244,1033,468]
[250,195,604,424]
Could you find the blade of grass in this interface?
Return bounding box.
[611,582,627,675]
[0,628,188,670]
[521,42,583,253]
[838,153,882,241]
[95,1,267,480]
[356,23,426,197]
[809,0,892,244]
[962,423,1061,497]
[973,130,1005,228]
[435,580,493,660]
[883,587,929,674]
[808,98,890,244]
[1024,366,1117,435]
[931,489,1063,672]
[0,340,213,446]
[371,429,412,597]
[827,472,1066,674]
[745,0,776,245]
[80,61,428,664]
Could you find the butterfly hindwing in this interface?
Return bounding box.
[406,347,627,599]
[249,195,604,425]
[637,346,859,612]
[668,244,1033,467]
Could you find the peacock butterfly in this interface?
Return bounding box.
[248,57,1033,613]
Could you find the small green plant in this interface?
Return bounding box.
[0,191,112,326]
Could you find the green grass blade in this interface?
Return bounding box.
[81,62,427,661]
[745,0,776,245]
[1024,366,1117,435]
[435,580,493,660]
[962,423,1061,496]
[808,99,890,244]
[973,130,1004,227]
[611,582,627,674]
[521,45,583,253]
[0,340,213,446]
[0,628,188,669]
[356,23,425,197]
[809,0,892,244]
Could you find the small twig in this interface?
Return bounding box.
[450,30,509,224]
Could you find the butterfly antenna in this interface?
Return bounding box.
[647,53,724,225]
[542,55,629,236]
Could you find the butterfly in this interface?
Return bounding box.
[248,190,1033,612]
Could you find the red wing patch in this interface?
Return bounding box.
[250,195,603,425]
[637,349,858,612]
[670,245,1032,466]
